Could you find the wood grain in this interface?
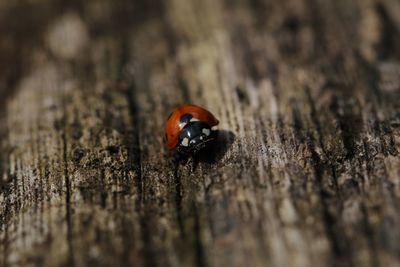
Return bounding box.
[0,0,400,266]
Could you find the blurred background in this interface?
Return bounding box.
[1,0,400,102]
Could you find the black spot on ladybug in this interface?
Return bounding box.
[180,113,193,124]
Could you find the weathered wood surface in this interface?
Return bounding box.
[1,0,400,266]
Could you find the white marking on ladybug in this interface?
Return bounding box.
[179,122,187,130]
[190,118,200,122]
[200,136,204,140]
[202,128,211,136]
[211,125,218,131]
[182,138,189,147]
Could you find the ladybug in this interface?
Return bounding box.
[164,104,219,153]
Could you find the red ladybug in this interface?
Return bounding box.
[164,104,219,152]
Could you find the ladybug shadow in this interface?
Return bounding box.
[190,129,235,168]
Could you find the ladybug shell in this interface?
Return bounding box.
[164,104,219,149]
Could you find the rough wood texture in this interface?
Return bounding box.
[1,0,400,266]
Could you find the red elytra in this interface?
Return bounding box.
[164,104,219,149]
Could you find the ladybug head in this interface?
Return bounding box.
[177,114,215,153]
